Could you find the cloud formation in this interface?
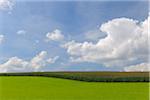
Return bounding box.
[124,63,150,72]
[46,29,64,42]
[0,34,4,44]
[0,57,30,72]
[17,30,26,35]
[0,51,59,72]
[85,29,106,41]
[0,0,14,11]
[63,16,149,70]
[47,56,59,64]
[30,51,49,70]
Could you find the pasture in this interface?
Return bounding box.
[0,76,149,100]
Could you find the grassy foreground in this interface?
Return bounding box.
[0,76,149,100]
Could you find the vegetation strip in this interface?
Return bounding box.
[0,72,149,82]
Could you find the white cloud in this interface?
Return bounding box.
[0,34,4,44]
[124,63,150,72]
[17,30,26,35]
[46,29,64,42]
[0,57,29,72]
[0,51,59,72]
[85,29,106,41]
[30,51,48,70]
[47,56,59,64]
[63,16,149,68]
[0,0,14,11]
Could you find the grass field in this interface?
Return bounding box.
[0,76,149,100]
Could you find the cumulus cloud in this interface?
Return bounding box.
[46,29,64,42]
[0,34,4,44]
[0,57,30,72]
[30,51,48,70]
[0,51,59,72]
[17,30,26,35]
[85,29,106,41]
[0,0,14,11]
[124,63,150,72]
[63,16,149,69]
[47,56,59,64]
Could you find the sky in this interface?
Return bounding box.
[0,0,149,72]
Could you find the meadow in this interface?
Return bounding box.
[0,76,149,100]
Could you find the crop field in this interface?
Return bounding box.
[0,76,149,100]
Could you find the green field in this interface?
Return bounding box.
[0,76,149,100]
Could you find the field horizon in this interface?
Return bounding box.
[0,71,149,82]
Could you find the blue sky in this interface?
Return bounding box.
[0,0,149,72]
